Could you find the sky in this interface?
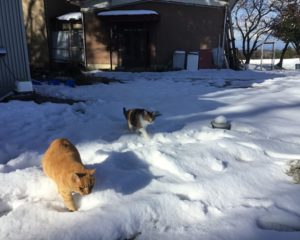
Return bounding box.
[0,59,300,240]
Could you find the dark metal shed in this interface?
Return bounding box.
[0,0,31,99]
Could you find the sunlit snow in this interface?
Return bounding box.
[1,59,300,240]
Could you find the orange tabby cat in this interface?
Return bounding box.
[42,138,96,211]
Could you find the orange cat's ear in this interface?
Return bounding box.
[72,173,86,182]
[72,173,80,183]
[88,169,96,175]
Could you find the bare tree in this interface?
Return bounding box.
[275,42,290,68]
[271,0,300,68]
[232,0,282,64]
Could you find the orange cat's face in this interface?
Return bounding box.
[71,169,96,196]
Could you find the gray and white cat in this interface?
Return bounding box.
[123,107,161,138]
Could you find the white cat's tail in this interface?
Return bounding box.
[123,107,128,119]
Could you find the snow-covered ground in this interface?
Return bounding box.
[1,60,300,240]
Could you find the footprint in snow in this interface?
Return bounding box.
[218,142,255,162]
[0,200,12,217]
[150,151,195,182]
[210,159,228,172]
[242,198,273,209]
[256,205,300,232]
[173,194,223,218]
[238,142,262,151]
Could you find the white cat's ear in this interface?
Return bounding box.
[88,169,96,175]
[153,111,162,117]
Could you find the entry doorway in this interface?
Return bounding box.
[51,19,85,64]
[116,25,149,69]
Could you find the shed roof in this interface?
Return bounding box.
[57,12,82,21]
[97,9,158,16]
[97,9,160,22]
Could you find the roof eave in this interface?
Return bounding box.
[77,0,229,12]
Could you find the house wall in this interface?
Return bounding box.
[22,0,80,69]
[84,12,113,69]
[84,1,225,70]
[145,2,225,68]
[22,0,49,68]
[0,0,31,98]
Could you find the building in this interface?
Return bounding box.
[22,0,238,71]
[0,0,32,99]
[73,0,237,70]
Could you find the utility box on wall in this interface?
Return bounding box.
[199,49,213,69]
[186,52,199,71]
[172,50,186,70]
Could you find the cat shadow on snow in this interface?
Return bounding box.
[87,151,156,195]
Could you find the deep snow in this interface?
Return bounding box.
[1,59,300,240]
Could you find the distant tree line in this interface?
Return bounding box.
[238,47,299,60]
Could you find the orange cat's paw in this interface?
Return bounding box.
[66,205,77,212]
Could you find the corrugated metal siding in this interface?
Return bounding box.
[0,0,31,98]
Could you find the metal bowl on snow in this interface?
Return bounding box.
[211,120,231,130]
